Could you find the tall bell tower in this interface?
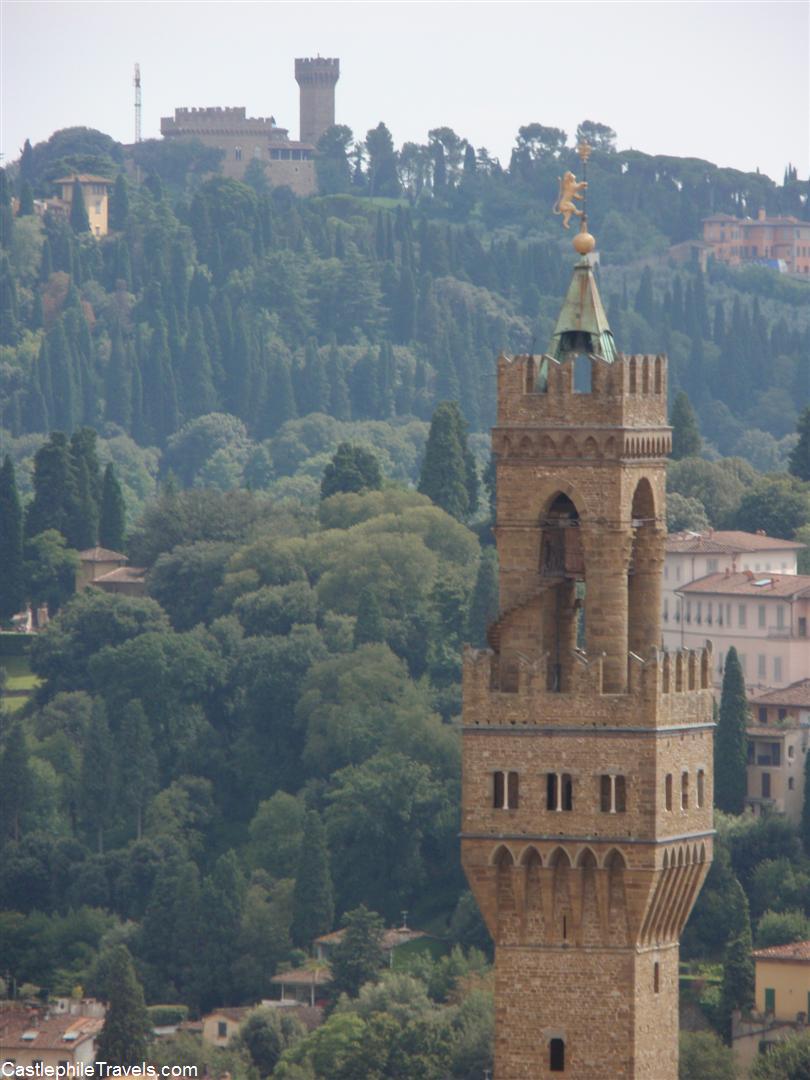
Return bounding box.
[460,146,714,1079]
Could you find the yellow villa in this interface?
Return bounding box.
[54,174,114,237]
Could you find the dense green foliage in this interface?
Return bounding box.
[1,122,809,1070]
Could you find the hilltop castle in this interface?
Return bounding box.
[461,192,714,1077]
[160,57,339,196]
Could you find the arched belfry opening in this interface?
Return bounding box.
[540,494,585,691]
[628,479,662,659]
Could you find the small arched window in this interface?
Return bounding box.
[550,1037,565,1072]
[697,769,705,809]
[681,772,689,811]
[665,774,673,812]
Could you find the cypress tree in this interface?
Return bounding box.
[377,341,396,418]
[788,405,810,481]
[117,701,157,840]
[467,547,499,647]
[392,264,417,344]
[178,308,216,420]
[109,174,129,231]
[70,427,102,505]
[19,139,34,185]
[418,401,470,521]
[300,339,330,415]
[353,586,385,647]
[670,391,702,460]
[80,701,114,853]
[105,327,132,429]
[327,341,351,420]
[0,724,32,842]
[263,347,297,435]
[48,318,78,432]
[719,880,754,1036]
[715,647,749,814]
[69,178,90,233]
[0,168,14,249]
[291,811,334,948]
[0,455,25,622]
[196,851,246,1009]
[17,181,34,217]
[95,946,151,1066]
[99,463,126,551]
[634,266,655,323]
[67,456,99,549]
[26,432,78,539]
[0,252,19,345]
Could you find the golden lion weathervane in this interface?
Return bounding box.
[554,141,596,256]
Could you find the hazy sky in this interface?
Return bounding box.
[2,1,808,182]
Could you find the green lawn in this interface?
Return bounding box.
[0,655,39,692]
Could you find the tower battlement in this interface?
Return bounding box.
[462,644,714,728]
[294,56,340,81]
[496,352,669,430]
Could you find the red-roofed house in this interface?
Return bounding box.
[0,1008,104,1072]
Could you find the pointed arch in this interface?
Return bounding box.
[520,845,543,867]
[577,847,598,868]
[583,435,599,459]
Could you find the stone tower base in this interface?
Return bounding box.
[494,945,679,1079]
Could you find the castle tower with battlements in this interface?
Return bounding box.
[295,57,339,146]
[460,180,714,1078]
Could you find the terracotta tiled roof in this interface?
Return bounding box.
[270,967,331,987]
[678,572,810,599]
[93,566,146,584]
[313,926,427,951]
[204,1007,252,1023]
[666,530,804,555]
[54,174,114,185]
[750,679,810,708]
[79,547,128,563]
[752,941,810,962]
[0,1012,103,1051]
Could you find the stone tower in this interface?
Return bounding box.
[295,57,339,146]
[460,199,714,1078]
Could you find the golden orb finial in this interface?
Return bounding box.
[573,219,596,255]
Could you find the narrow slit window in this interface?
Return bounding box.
[665,774,673,812]
[697,769,705,809]
[507,771,519,809]
[493,771,505,809]
[681,772,689,811]
[550,1038,565,1072]
[654,962,660,993]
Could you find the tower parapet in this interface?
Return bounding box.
[295,57,339,145]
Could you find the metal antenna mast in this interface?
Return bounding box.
[134,63,142,143]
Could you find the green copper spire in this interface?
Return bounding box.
[547,256,618,363]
